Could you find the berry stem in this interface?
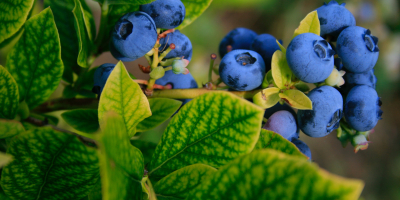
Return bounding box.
[208,54,217,82]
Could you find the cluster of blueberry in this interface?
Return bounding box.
[92,0,382,157]
[93,0,198,99]
[216,0,382,157]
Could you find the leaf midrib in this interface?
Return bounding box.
[148,111,257,175]
[36,135,74,200]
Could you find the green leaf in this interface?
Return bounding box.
[253,129,307,158]
[253,87,280,109]
[148,92,264,180]
[72,0,92,68]
[295,82,310,92]
[0,65,19,119]
[93,0,154,5]
[44,0,94,83]
[97,111,144,200]
[62,109,99,134]
[187,150,364,200]
[6,8,63,110]
[81,1,96,42]
[136,98,182,132]
[271,50,292,90]
[261,70,273,88]
[0,0,34,44]
[87,179,102,200]
[98,61,151,137]
[177,0,213,30]
[0,152,13,168]
[130,140,157,164]
[293,10,320,38]
[0,119,25,139]
[154,164,217,199]
[279,89,312,110]
[1,127,100,200]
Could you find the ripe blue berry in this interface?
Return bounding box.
[291,138,312,159]
[344,85,382,131]
[140,0,185,29]
[92,63,115,96]
[345,69,377,88]
[298,86,343,137]
[264,102,299,137]
[316,1,356,39]
[155,70,198,105]
[219,50,265,91]
[250,34,280,71]
[337,26,379,73]
[287,33,335,83]
[110,11,157,61]
[159,30,192,61]
[218,27,257,58]
[263,110,298,141]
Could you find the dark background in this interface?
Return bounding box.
[1,0,399,199]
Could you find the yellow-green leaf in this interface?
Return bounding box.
[261,70,273,88]
[177,0,213,30]
[271,50,292,90]
[97,111,144,200]
[253,129,306,159]
[0,119,25,139]
[6,8,64,110]
[1,127,99,200]
[136,98,182,132]
[0,152,13,168]
[148,92,264,181]
[0,66,19,119]
[0,0,34,44]
[253,87,280,109]
[154,164,217,199]
[98,61,151,137]
[187,150,364,200]
[279,89,312,110]
[293,10,320,38]
[276,39,286,54]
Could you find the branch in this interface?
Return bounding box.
[32,98,99,113]
[24,116,97,147]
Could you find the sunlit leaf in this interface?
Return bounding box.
[178,0,213,29]
[148,92,264,180]
[187,150,364,200]
[253,87,280,109]
[279,89,312,110]
[293,10,320,38]
[271,50,292,90]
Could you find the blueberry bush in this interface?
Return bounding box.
[0,0,382,199]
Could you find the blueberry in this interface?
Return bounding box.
[218,27,257,58]
[159,30,192,61]
[291,138,312,159]
[110,11,157,61]
[263,110,298,141]
[92,63,115,96]
[337,26,379,73]
[219,49,265,91]
[264,102,299,136]
[316,1,356,40]
[341,69,377,95]
[140,0,185,29]
[287,33,335,83]
[298,86,343,137]
[344,85,382,131]
[155,70,198,105]
[250,34,280,71]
